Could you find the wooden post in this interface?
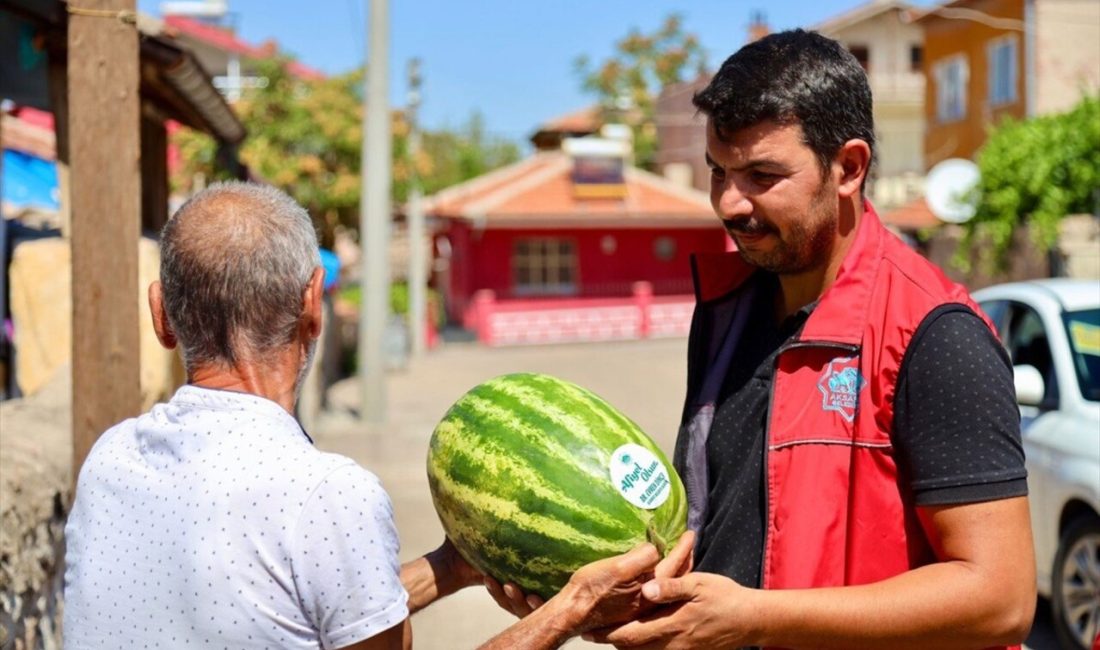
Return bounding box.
[140,113,169,234]
[48,56,71,238]
[68,0,142,474]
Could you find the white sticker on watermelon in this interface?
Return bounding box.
[608,444,672,510]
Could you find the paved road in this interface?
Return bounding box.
[315,338,689,648]
[312,338,1064,649]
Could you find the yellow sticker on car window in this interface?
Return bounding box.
[1069,321,1100,357]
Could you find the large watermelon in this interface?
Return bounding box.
[426,372,687,599]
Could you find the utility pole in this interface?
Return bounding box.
[69,0,142,473]
[406,58,427,358]
[359,0,391,423]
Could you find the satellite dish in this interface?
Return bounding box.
[925,158,980,224]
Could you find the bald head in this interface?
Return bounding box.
[159,182,320,372]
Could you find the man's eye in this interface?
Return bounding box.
[752,172,779,184]
[709,167,725,179]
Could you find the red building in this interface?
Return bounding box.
[426,143,730,345]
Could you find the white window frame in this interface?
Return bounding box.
[512,238,579,296]
[987,35,1019,108]
[934,54,969,124]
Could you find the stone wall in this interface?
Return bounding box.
[2,234,179,649]
[923,224,1051,291]
[922,215,1100,291]
[0,367,71,650]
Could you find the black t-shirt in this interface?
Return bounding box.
[694,275,1028,588]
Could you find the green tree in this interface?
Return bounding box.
[172,59,519,244]
[574,13,707,168]
[960,95,1100,270]
[172,59,367,245]
[417,112,520,196]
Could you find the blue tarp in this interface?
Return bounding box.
[320,248,340,292]
[2,149,60,212]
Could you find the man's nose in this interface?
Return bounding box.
[714,180,752,221]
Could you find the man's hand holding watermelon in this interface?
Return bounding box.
[476,531,694,650]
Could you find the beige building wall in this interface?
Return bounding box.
[1034,0,1100,116]
[8,237,182,410]
[820,6,927,209]
[1058,215,1100,280]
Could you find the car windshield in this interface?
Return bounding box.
[1063,308,1100,402]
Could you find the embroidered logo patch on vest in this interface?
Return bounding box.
[817,356,865,422]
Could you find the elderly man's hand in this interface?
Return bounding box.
[484,576,546,618]
[652,531,694,580]
[473,543,661,650]
[484,542,662,633]
[483,531,694,622]
[584,571,756,649]
[484,531,695,624]
[436,538,485,590]
[556,542,663,634]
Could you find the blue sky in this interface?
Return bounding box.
[139,0,937,144]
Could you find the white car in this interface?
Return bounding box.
[973,279,1100,650]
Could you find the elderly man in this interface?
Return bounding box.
[63,182,675,649]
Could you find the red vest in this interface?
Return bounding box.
[677,204,1016,648]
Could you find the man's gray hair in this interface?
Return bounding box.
[159,181,320,373]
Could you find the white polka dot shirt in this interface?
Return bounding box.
[63,385,408,649]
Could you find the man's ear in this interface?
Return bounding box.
[834,139,872,199]
[148,281,177,350]
[302,267,325,340]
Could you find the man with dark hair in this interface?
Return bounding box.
[62,181,680,649]
[588,30,1036,648]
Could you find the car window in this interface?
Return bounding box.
[1063,308,1100,402]
[977,300,1008,336]
[1005,302,1059,408]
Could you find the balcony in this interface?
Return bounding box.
[868,72,925,105]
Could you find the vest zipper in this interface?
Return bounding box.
[759,338,860,588]
[777,340,859,354]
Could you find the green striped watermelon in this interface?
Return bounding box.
[426,372,687,599]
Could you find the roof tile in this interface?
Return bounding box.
[425,152,715,225]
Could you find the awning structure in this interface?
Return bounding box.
[1,0,244,146]
[1,0,252,467]
[136,15,245,145]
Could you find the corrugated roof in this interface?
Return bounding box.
[0,4,245,145]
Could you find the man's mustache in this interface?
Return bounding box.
[723,217,775,236]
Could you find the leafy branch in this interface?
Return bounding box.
[958,95,1100,271]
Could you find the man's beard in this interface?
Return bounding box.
[730,179,837,275]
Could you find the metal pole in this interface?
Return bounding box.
[407,58,427,358]
[359,0,390,423]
